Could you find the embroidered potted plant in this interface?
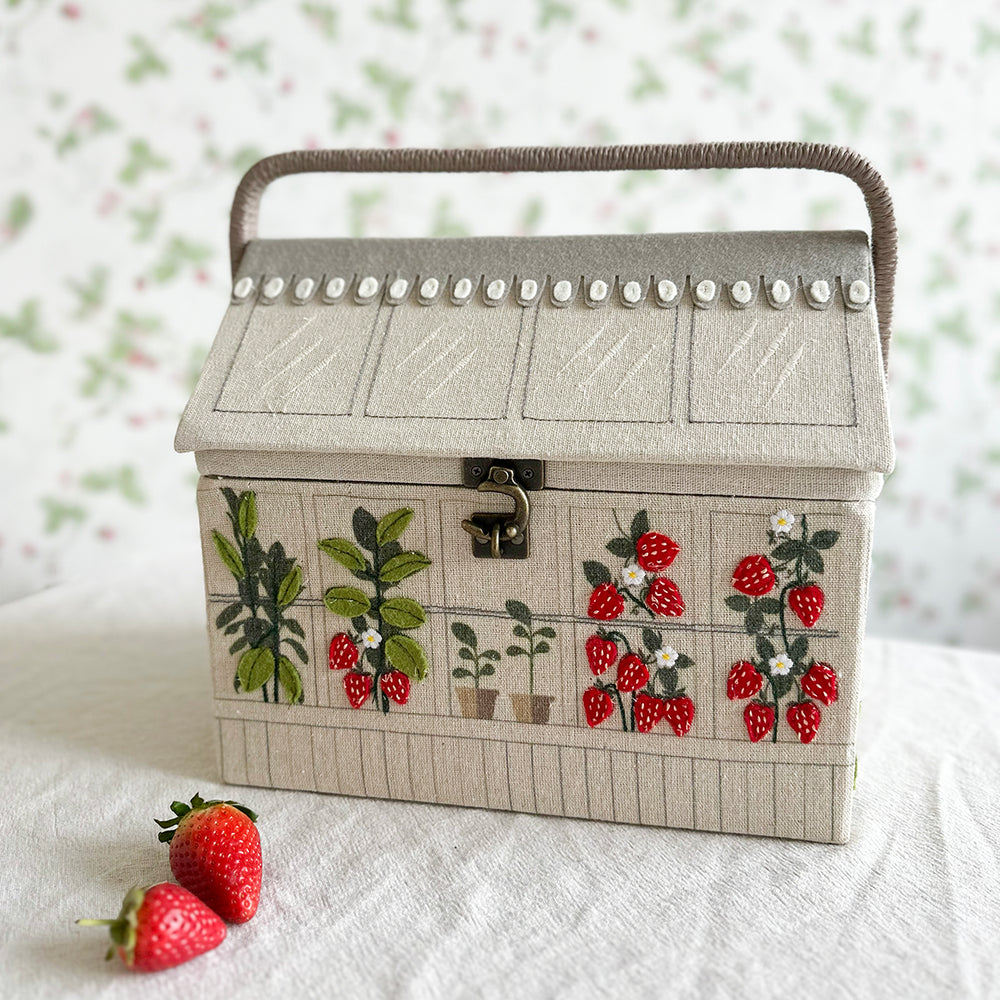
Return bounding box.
[581,626,695,736]
[319,506,431,714]
[450,621,501,720]
[505,600,557,724]
[725,510,840,743]
[212,488,307,705]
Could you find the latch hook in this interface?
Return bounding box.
[461,466,532,559]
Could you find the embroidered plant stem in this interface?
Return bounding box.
[450,621,500,689]
[505,600,555,696]
[211,488,307,705]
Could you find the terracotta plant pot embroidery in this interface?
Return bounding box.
[319,506,431,714]
[725,510,840,744]
[451,621,501,720]
[506,600,557,725]
[211,488,308,705]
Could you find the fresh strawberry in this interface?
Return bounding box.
[633,693,666,732]
[635,531,680,572]
[732,554,775,596]
[663,696,695,737]
[380,670,410,705]
[155,794,261,924]
[344,671,373,708]
[788,585,824,627]
[583,686,614,727]
[727,660,764,700]
[77,883,226,972]
[588,582,625,620]
[616,653,650,693]
[801,662,838,705]
[328,633,360,671]
[787,701,822,743]
[585,634,618,675]
[644,577,685,617]
[743,701,776,742]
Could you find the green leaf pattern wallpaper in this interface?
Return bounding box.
[1,1,998,647]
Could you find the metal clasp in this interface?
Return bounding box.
[461,461,542,559]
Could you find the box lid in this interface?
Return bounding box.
[175,230,894,475]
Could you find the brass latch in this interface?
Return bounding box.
[461,459,544,559]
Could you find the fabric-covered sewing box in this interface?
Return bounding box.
[176,144,896,843]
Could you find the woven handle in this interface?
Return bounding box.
[230,142,897,366]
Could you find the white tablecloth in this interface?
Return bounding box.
[2,541,998,999]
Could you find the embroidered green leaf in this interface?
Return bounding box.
[283,637,308,664]
[512,624,530,639]
[237,492,257,538]
[324,586,371,618]
[771,540,802,561]
[215,603,243,628]
[212,530,244,578]
[457,647,475,661]
[352,507,379,552]
[535,627,557,639]
[583,561,612,587]
[285,618,305,638]
[801,547,824,573]
[674,653,694,671]
[605,537,634,559]
[376,508,414,546]
[725,594,750,612]
[810,530,840,550]
[385,634,427,680]
[642,627,660,652]
[380,551,431,583]
[756,636,776,662]
[745,606,765,634]
[481,649,501,661]
[244,618,273,645]
[277,655,304,704]
[380,597,426,629]
[771,674,794,700]
[276,565,303,607]
[317,537,367,573]
[450,621,477,647]
[534,641,551,654]
[238,647,274,692]
[629,510,650,544]
[657,667,678,697]
[757,598,782,615]
[505,599,531,625]
[507,646,527,656]
[229,636,249,655]
[452,667,474,679]
[789,635,809,662]
[478,664,495,678]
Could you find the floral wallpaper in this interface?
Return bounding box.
[1,0,998,649]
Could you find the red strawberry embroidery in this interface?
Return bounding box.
[585,634,618,676]
[616,654,650,693]
[663,697,694,737]
[344,671,373,709]
[744,702,775,742]
[380,670,411,705]
[633,693,666,732]
[787,701,822,744]
[732,555,775,596]
[801,662,838,705]
[635,531,680,572]
[588,582,625,620]
[645,577,685,617]
[583,687,615,727]
[788,585,824,627]
[726,661,764,700]
[328,633,360,672]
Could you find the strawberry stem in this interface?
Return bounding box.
[611,686,628,732]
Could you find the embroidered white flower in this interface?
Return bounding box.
[361,628,383,649]
[769,654,794,676]
[770,510,796,536]
[654,646,679,668]
[621,562,646,590]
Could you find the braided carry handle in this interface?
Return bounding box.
[230,142,897,367]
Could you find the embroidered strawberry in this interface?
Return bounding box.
[663,696,695,737]
[635,531,680,572]
[788,585,824,627]
[732,555,775,596]
[585,634,618,675]
[588,582,625,620]
[344,671,373,708]
[633,693,666,732]
[801,662,838,705]
[727,660,764,700]
[154,794,262,924]
[328,633,360,671]
[744,701,776,742]
[380,670,411,705]
[583,686,615,727]
[616,653,650,693]
[644,577,685,617]
[787,701,822,744]
[77,883,226,972]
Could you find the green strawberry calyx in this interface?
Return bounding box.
[76,884,146,964]
[154,792,258,843]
